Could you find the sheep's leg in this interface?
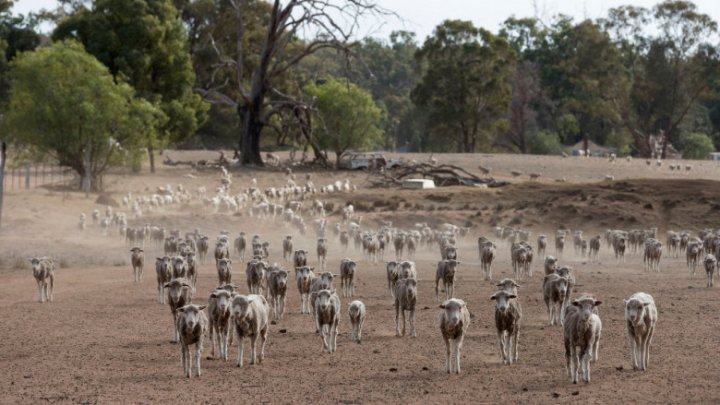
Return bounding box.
[37,282,43,303]
[209,325,216,358]
[592,331,601,363]
[410,309,416,338]
[434,280,439,302]
[279,296,285,319]
[195,340,202,377]
[582,348,591,383]
[644,325,654,370]
[513,329,519,363]
[357,318,364,343]
[444,337,451,373]
[236,337,244,367]
[320,325,329,352]
[182,345,189,378]
[248,335,256,365]
[498,331,507,363]
[571,347,579,384]
[456,335,464,373]
[331,321,338,353]
[259,327,267,363]
[395,306,402,336]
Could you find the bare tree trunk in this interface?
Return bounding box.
[148,143,155,173]
[0,142,6,230]
[239,103,265,166]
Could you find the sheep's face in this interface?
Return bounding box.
[179,304,206,330]
[167,281,190,304]
[295,267,313,285]
[344,261,356,274]
[444,260,460,277]
[491,291,517,313]
[173,258,186,273]
[386,261,398,273]
[274,271,288,289]
[348,302,362,318]
[218,259,231,274]
[211,291,232,313]
[556,267,572,278]
[248,261,266,279]
[496,279,520,293]
[573,298,601,322]
[545,256,557,268]
[293,250,308,265]
[624,299,649,325]
[316,290,334,311]
[555,278,569,300]
[232,296,253,320]
[318,272,334,289]
[440,299,467,328]
[402,279,417,297]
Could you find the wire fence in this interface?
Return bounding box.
[2,163,74,190]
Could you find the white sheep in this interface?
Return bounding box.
[340,258,357,298]
[208,287,234,360]
[491,289,521,365]
[176,303,208,378]
[165,278,194,343]
[564,296,602,384]
[624,292,657,371]
[29,257,55,303]
[232,294,270,367]
[347,300,366,344]
[130,247,144,282]
[435,259,460,302]
[267,268,289,321]
[315,289,341,353]
[705,254,717,287]
[543,273,569,326]
[438,298,470,373]
[155,257,172,304]
[294,266,316,314]
[394,278,417,337]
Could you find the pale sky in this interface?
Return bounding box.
[12,0,720,41]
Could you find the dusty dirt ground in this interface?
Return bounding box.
[2,151,720,404]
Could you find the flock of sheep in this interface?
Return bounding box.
[28,167,719,387]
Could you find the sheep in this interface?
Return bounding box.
[386,261,399,297]
[29,257,55,303]
[555,266,576,319]
[393,233,406,260]
[294,266,316,314]
[155,257,172,304]
[172,256,188,280]
[78,213,86,230]
[234,233,246,260]
[704,254,717,287]
[129,247,144,282]
[339,231,349,250]
[293,249,309,268]
[537,235,547,258]
[339,258,357,298]
[197,236,209,263]
[624,292,657,371]
[589,236,601,260]
[176,303,208,378]
[478,164,491,176]
[282,236,293,261]
[613,236,627,263]
[245,259,267,295]
[564,296,602,384]
[165,278,194,343]
[348,300,366,344]
[529,172,541,181]
[435,259,460,302]
[267,268,289,321]
[479,240,495,280]
[310,272,336,332]
[441,244,458,261]
[315,289,341,353]
[544,255,558,275]
[543,273,569,326]
[185,252,198,291]
[212,256,231,287]
[687,240,702,276]
[316,238,328,270]
[214,241,230,264]
[398,260,417,280]
[511,170,523,177]
[511,242,532,279]
[643,239,663,273]
[208,288,234,360]
[438,298,470,373]
[394,278,418,337]
[232,294,270,367]
[491,290,521,365]
[555,234,566,257]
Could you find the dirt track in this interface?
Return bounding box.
[2,152,720,404]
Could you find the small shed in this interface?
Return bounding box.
[564,139,617,157]
[710,152,720,161]
[402,179,435,189]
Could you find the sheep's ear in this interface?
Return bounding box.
[164,282,171,288]
[198,305,207,310]
[439,304,446,308]
[594,300,603,307]
[572,300,580,307]
[210,292,218,299]
[139,249,144,253]
[513,282,521,287]
[508,294,517,300]
[227,259,232,264]
[623,299,628,305]
[490,293,497,300]
[495,283,503,287]
[643,302,650,307]
[177,307,186,313]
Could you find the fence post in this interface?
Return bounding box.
[24,162,30,189]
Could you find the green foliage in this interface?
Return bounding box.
[305,78,384,165]
[5,40,158,189]
[53,0,208,153]
[527,130,562,155]
[678,132,715,159]
[606,128,633,155]
[412,20,516,152]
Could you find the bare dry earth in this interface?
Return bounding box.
[1,152,720,404]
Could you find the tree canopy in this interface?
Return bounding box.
[5,40,155,190]
[305,78,383,166]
